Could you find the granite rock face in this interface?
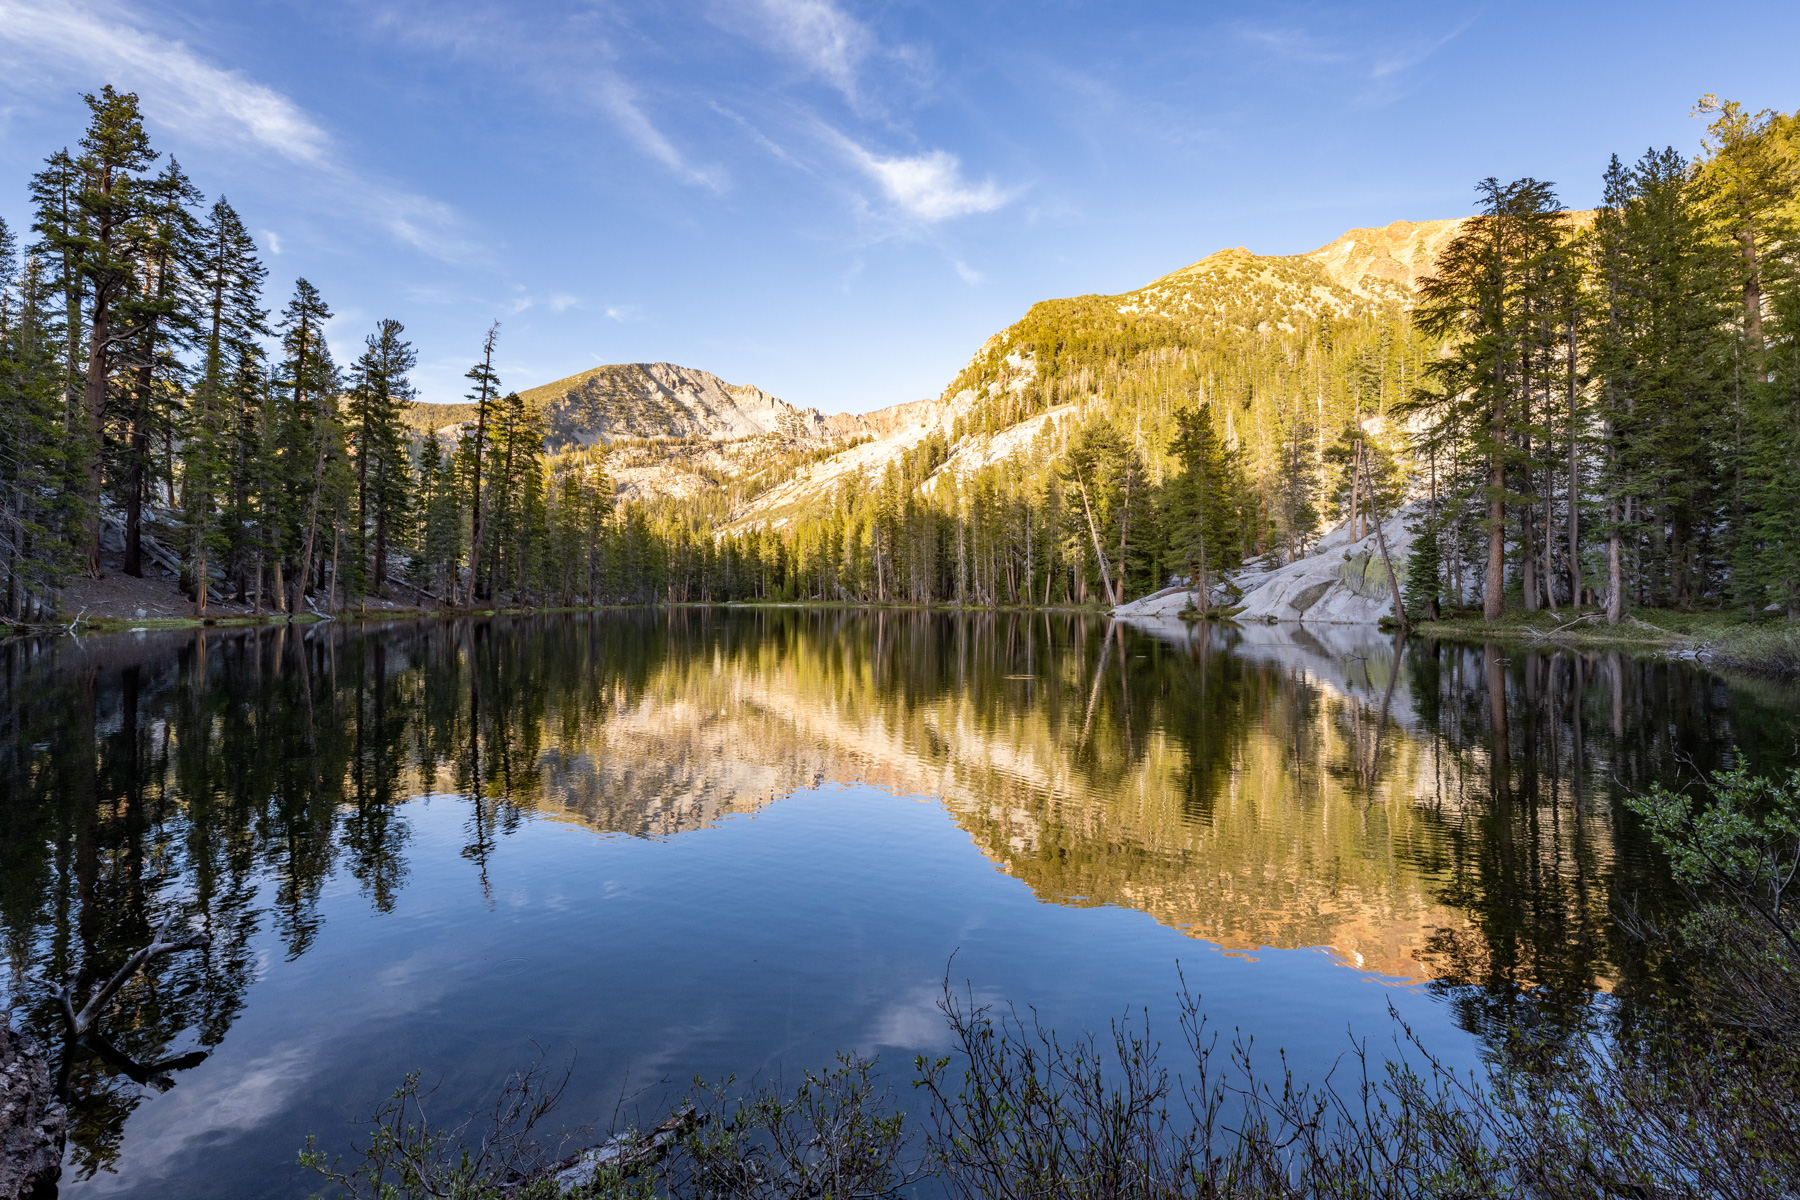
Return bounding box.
[0,1016,64,1200]
[1238,503,1418,626]
[530,362,841,450]
[1114,505,1420,627]
[1232,505,1418,625]
[1303,219,1469,297]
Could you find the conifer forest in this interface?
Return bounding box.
[2,88,1798,622]
[6,31,1800,1198]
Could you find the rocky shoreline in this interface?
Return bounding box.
[0,1016,64,1200]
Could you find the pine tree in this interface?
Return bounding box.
[413,433,463,603]
[66,86,159,575]
[0,236,77,617]
[1694,101,1800,615]
[185,197,268,612]
[1268,413,1320,564]
[121,156,201,578]
[1404,512,1444,621]
[1059,418,1146,603]
[1416,177,1569,620]
[0,216,14,334]
[1589,149,1734,618]
[273,279,343,614]
[1164,402,1240,611]
[347,320,417,596]
[463,323,501,601]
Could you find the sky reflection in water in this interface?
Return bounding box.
[3,610,1794,1198]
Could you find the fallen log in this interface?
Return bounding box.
[531,1104,701,1196]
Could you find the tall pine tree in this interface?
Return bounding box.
[347,319,417,596]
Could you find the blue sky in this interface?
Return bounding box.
[1,1,1796,413]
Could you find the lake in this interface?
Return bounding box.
[3,610,1794,1197]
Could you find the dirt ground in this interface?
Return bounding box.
[54,555,430,623]
[55,554,248,621]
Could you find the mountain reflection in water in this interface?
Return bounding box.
[2,610,1796,1187]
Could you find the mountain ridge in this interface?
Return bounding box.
[405,213,1471,523]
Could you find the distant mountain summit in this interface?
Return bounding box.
[1303,218,1469,295]
[406,213,1482,522]
[407,362,865,449]
[515,362,867,451]
[408,219,1480,452]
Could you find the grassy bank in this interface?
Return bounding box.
[1412,606,1800,675]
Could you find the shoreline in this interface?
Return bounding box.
[1410,608,1800,677]
[1,597,1120,638]
[9,600,1797,678]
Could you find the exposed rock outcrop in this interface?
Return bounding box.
[1234,505,1417,625]
[518,362,842,450]
[1303,219,1469,297]
[0,1016,64,1200]
[1114,505,1420,626]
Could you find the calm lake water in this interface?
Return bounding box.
[3,610,1796,1197]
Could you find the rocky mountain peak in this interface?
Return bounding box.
[1301,218,1470,296]
[518,362,844,451]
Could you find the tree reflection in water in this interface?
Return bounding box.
[2,611,1795,1176]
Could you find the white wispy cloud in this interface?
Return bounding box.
[0,0,471,260]
[831,134,1013,222]
[373,2,726,192]
[711,101,813,172]
[0,0,329,160]
[1369,18,1476,79]
[1234,15,1475,99]
[494,288,580,315]
[735,0,871,98]
[1233,25,1348,66]
[597,75,728,191]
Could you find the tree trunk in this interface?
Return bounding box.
[1074,475,1114,606]
[357,430,369,597]
[1607,516,1623,626]
[0,1015,66,1198]
[374,508,388,595]
[1740,227,1764,354]
[1484,455,1506,621]
[123,438,144,577]
[1521,492,1539,613]
[82,302,111,577]
[1361,442,1408,631]
[1541,496,1558,614]
[1566,325,1581,607]
[297,434,327,608]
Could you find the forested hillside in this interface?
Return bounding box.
[1,88,1795,621]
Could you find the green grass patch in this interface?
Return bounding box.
[1413,606,1800,676]
[1705,622,1800,676]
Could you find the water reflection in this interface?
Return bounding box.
[2,611,1796,1177]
